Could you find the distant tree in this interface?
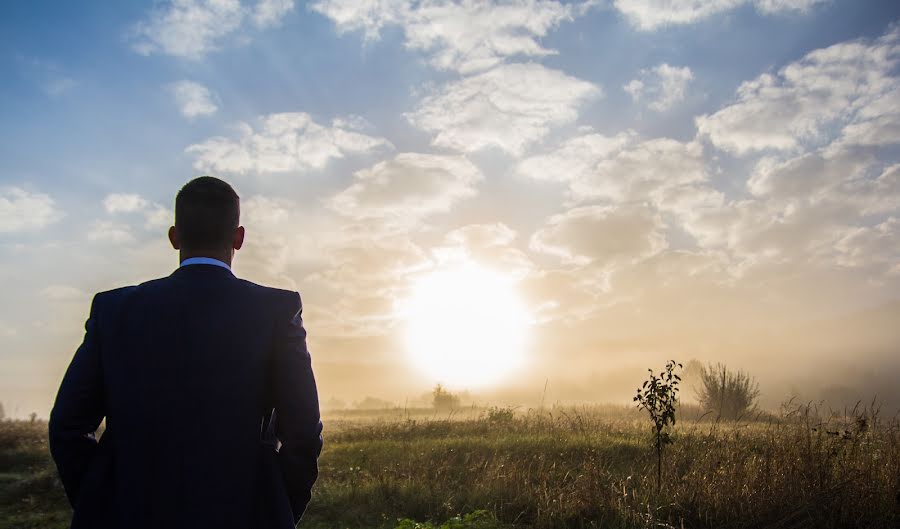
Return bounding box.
[28,411,37,423]
[432,384,460,411]
[680,359,705,400]
[353,396,394,410]
[696,363,760,420]
[323,397,347,411]
[0,401,5,421]
[634,360,682,493]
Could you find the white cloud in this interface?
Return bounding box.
[440,223,534,279]
[168,80,219,119]
[518,134,707,204]
[0,187,63,233]
[253,0,295,27]
[311,0,585,74]
[40,285,88,302]
[131,0,245,58]
[834,217,900,271]
[144,205,174,229]
[238,195,297,284]
[88,221,135,244]
[530,204,667,266]
[407,63,600,155]
[754,0,823,14]
[697,28,900,155]
[187,112,391,174]
[624,63,693,111]
[445,223,517,249]
[571,138,707,203]
[746,148,872,200]
[103,193,173,230]
[517,132,634,183]
[572,138,707,202]
[614,0,823,30]
[669,140,900,269]
[329,153,482,222]
[131,0,295,59]
[104,193,149,214]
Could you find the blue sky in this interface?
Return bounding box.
[3,1,900,416]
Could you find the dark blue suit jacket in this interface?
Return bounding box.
[49,264,323,529]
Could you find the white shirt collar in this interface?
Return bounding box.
[179,257,232,272]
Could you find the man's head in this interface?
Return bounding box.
[168,176,244,262]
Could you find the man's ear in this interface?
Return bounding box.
[233,226,245,251]
[168,226,180,250]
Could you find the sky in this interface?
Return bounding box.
[2,0,900,417]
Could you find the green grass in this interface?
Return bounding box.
[0,421,70,529]
[2,404,898,528]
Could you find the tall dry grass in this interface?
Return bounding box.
[0,401,897,528]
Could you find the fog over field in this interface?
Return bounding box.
[3,1,900,417]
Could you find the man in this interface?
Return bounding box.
[49,176,322,529]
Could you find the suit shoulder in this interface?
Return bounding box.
[236,279,301,308]
[92,285,137,304]
[91,276,173,306]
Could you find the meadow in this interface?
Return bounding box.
[1,403,897,529]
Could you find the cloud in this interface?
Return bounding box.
[517,132,634,183]
[530,204,667,266]
[0,187,63,233]
[253,0,295,26]
[102,193,173,230]
[666,141,900,271]
[238,195,299,285]
[518,133,707,204]
[168,80,219,119]
[311,0,588,74]
[40,285,88,302]
[306,234,433,337]
[624,63,693,112]
[15,55,77,98]
[439,223,534,280]
[329,153,482,223]
[613,0,823,30]
[697,28,900,155]
[130,0,295,59]
[104,193,148,214]
[187,112,391,174]
[407,63,600,155]
[88,221,135,244]
[445,223,517,249]
[570,138,707,203]
[834,217,900,272]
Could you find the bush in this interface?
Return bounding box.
[395,511,506,529]
[696,363,760,420]
[432,384,461,411]
[484,406,515,425]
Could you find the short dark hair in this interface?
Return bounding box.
[174,176,240,251]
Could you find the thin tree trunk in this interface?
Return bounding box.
[656,430,662,494]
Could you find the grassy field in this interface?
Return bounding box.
[1,404,897,529]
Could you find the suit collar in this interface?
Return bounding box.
[171,263,235,278]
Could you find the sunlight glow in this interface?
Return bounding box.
[400,262,532,389]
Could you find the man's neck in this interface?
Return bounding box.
[179,250,233,267]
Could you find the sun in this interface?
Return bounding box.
[400,262,531,389]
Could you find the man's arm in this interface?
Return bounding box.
[49,293,106,507]
[272,291,323,522]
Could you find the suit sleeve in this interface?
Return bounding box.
[49,293,106,507]
[272,292,323,522]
